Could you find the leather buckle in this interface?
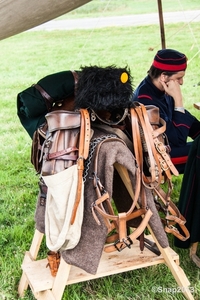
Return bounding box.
[155,142,166,154]
[159,159,169,171]
[114,237,133,252]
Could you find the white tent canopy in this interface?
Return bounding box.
[0,0,92,40]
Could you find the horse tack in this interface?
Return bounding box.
[90,136,153,253]
[88,104,190,251]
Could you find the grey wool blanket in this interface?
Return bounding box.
[34,127,169,275]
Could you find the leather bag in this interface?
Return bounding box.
[40,109,91,252]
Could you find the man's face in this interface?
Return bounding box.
[163,71,186,86]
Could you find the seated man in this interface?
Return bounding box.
[132,48,200,173]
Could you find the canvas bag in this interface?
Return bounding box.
[43,165,84,251]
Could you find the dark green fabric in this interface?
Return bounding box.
[17,70,76,138]
[174,135,200,248]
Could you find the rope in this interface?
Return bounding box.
[70,1,200,68]
[177,0,200,62]
[149,0,200,60]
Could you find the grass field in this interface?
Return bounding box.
[58,0,200,18]
[0,1,200,299]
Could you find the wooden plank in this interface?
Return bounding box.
[37,290,56,300]
[66,241,178,284]
[22,258,54,293]
[114,163,194,300]
[190,243,200,267]
[29,230,44,260]
[18,230,44,296]
[52,258,71,300]
[193,103,200,110]
[18,251,34,296]
[22,236,178,293]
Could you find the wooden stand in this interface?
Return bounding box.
[193,102,200,110]
[190,242,200,267]
[186,104,200,268]
[18,164,194,300]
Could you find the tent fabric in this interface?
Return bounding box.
[0,0,92,40]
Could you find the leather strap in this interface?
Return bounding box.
[70,109,91,225]
[90,136,153,253]
[129,103,189,242]
[104,209,153,253]
[93,137,143,218]
[33,83,54,112]
[90,108,129,126]
[47,147,78,160]
[139,103,179,177]
[154,186,190,241]
[71,70,79,85]
[131,103,179,188]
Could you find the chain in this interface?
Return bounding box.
[83,134,117,182]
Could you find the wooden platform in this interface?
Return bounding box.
[18,228,194,300]
[21,236,178,294]
[194,102,200,110]
[18,163,194,300]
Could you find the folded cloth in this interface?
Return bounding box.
[17,70,76,138]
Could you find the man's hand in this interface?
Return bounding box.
[160,79,184,107]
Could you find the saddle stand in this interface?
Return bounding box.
[18,163,194,300]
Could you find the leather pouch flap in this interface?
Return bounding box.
[46,110,81,132]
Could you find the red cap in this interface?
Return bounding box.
[152,49,187,72]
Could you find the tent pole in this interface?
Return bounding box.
[157,0,166,49]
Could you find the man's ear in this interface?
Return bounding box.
[160,72,167,82]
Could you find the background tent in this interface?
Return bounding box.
[0,0,92,40]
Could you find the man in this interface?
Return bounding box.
[133,48,200,173]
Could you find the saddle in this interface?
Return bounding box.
[32,65,190,276]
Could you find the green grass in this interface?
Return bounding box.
[0,5,200,300]
[57,0,200,19]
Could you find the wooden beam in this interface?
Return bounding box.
[157,0,166,49]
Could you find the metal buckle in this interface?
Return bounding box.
[155,142,166,154]
[114,237,133,252]
[123,237,133,248]
[160,159,169,171]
